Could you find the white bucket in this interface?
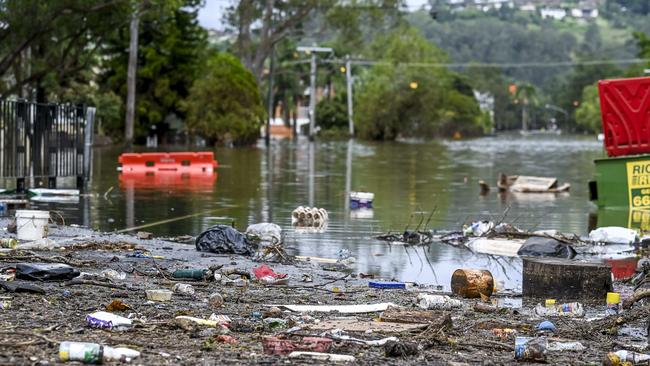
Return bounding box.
[16,210,50,241]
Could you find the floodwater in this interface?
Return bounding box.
[31,134,610,292]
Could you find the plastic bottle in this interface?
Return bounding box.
[85,311,132,331]
[59,341,140,364]
[172,269,211,280]
[545,299,556,307]
[514,337,547,362]
[172,283,195,295]
[604,350,650,365]
[0,238,17,249]
[101,269,126,282]
[606,292,621,315]
[264,317,287,329]
[547,341,585,351]
[209,293,224,308]
[534,302,585,317]
[368,281,416,290]
[416,294,463,310]
[232,278,250,287]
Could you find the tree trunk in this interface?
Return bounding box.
[125,7,140,150]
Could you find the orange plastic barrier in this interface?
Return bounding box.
[118,152,217,173]
[119,171,217,192]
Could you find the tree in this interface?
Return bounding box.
[0,0,130,101]
[101,0,207,141]
[550,61,620,130]
[355,26,481,140]
[575,84,601,133]
[227,0,405,82]
[513,83,537,131]
[608,0,650,16]
[226,0,324,82]
[183,53,264,146]
[316,94,348,131]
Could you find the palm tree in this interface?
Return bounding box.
[514,83,537,131]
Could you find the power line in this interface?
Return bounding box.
[286,58,650,68]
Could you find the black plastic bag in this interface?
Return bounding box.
[15,263,80,281]
[0,281,45,293]
[517,237,577,259]
[195,225,257,256]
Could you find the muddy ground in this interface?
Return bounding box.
[0,221,648,365]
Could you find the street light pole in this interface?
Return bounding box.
[296,46,332,141]
[544,103,569,129]
[345,55,354,137]
[265,46,275,146]
[308,52,317,141]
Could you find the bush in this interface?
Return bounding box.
[316,95,348,130]
[183,53,264,145]
[354,27,482,140]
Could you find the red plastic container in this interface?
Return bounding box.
[606,257,639,280]
[118,152,217,173]
[599,77,650,157]
[262,336,332,355]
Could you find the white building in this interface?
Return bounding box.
[540,8,567,20]
[570,7,599,18]
[520,3,536,12]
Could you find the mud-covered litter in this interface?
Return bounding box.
[0,219,649,365]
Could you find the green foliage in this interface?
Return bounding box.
[408,6,638,132]
[635,32,650,58]
[182,53,264,146]
[575,84,601,133]
[324,0,404,55]
[56,79,122,136]
[101,0,207,140]
[550,61,621,129]
[316,95,348,130]
[0,0,129,100]
[608,0,650,16]
[355,27,481,140]
[408,11,579,89]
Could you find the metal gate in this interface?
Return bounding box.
[0,99,95,191]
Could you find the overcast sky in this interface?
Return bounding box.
[197,0,430,30]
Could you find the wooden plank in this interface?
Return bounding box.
[305,318,429,333]
[510,176,557,192]
[523,257,612,299]
[379,307,452,329]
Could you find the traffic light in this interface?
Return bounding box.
[508,84,517,95]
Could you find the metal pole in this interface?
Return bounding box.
[308,141,314,207]
[125,7,139,150]
[266,46,275,146]
[346,56,354,137]
[83,107,96,186]
[308,53,317,140]
[344,138,352,227]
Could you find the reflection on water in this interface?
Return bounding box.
[31,134,609,291]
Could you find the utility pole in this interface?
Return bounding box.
[345,55,354,137]
[297,46,332,140]
[125,5,140,150]
[308,53,317,140]
[266,46,275,146]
